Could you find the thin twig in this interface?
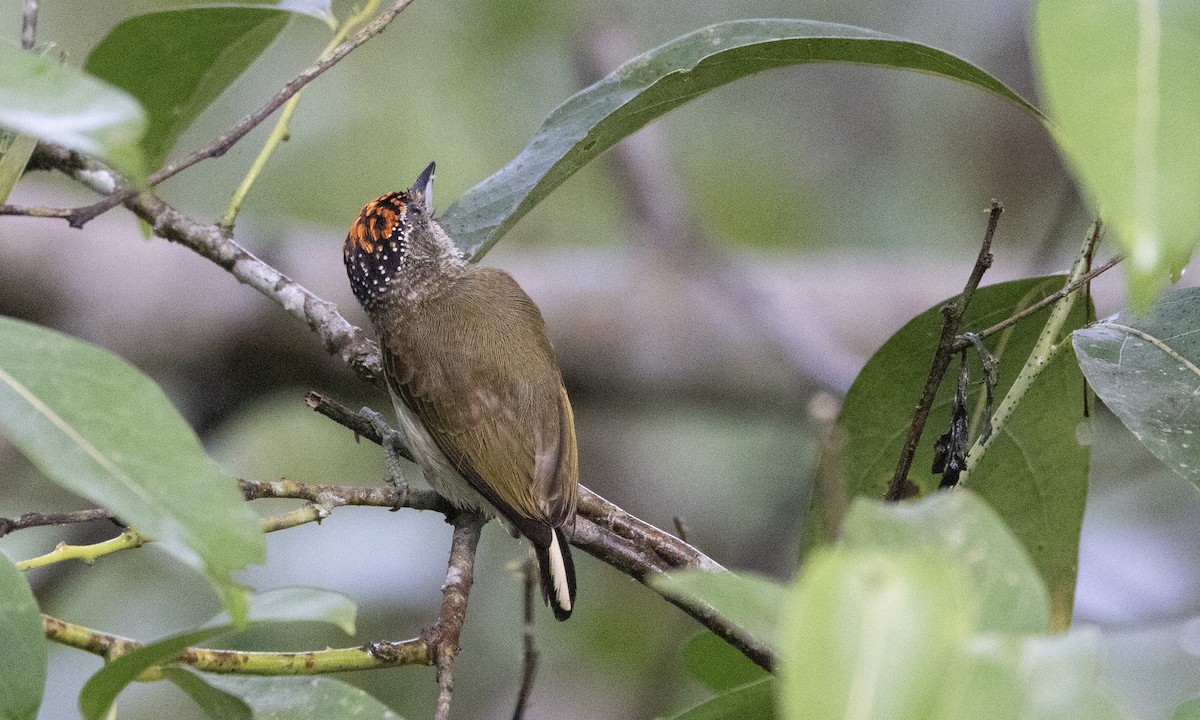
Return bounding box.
[951,252,1122,351]
[62,0,419,228]
[428,511,485,720]
[511,556,539,720]
[886,202,1002,501]
[304,391,414,462]
[21,0,38,49]
[43,613,430,672]
[238,475,448,513]
[672,516,689,543]
[0,203,77,219]
[0,508,113,537]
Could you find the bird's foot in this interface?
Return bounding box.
[359,407,410,511]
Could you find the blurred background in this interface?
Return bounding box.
[1,0,1198,718]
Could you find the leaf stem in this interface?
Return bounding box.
[959,223,1101,482]
[16,529,144,570]
[220,0,383,228]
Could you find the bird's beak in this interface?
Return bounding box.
[412,161,436,214]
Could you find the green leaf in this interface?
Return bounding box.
[926,635,1024,720]
[651,570,787,651]
[0,42,146,181]
[162,668,253,720]
[0,317,264,622]
[777,549,974,720]
[85,3,318,172]
[669,678,777,720]
[1033,1,1200,306]
[0,553,46,720]
[1073,286,1200,486]
[80,587,356,720]
[1172,698,1200,720]
[814,277,1090,628]
[928,632,1125,720]
[193,675,402,719]
[213,586,356,635]
[278,0,336,28]
[1009,631,1125,720]
[683,631,770,693]
[0,127,37,203]
[441,18,1040,258]
[841,489,1050,634]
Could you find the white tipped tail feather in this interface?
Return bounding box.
[549,532,571,613]
[537,527,576,621]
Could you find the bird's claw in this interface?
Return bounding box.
[359,407,410,511]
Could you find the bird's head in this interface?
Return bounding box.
[343,162,464,314]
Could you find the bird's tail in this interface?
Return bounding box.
[535,526,576,621]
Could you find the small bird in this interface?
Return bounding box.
[343,162,578,620]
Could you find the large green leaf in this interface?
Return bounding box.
[1033,1,1200,306]
[183,675,402,720]
[80,587,355,720]
[929,632,1125,720]
[841,490,1050,634]
[85,3,326,172]
[162,669,252,720]
[1173,698,1200,720]
[441,18,1039,258]
[777,549,1124,720]
[777,550,974,720]
[1073,286,1200,487]
[0,127,37,203]
[0,42,146,181]
[816,277,1090,628]
[669,678,777,720]
[0,317,264,622]
[652,570,787,652]
[683,631,770,694]
[0,553,46,720]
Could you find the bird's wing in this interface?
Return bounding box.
[382,269,578,543]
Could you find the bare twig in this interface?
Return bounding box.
[511,556,539,720]
[62,0,419,228]
[0,203,77,219]
[0,508,113,537]
[238,476,450,514]
[427,511,485,720]
[21,0,38,49]
[952,252,1122,351]
[672,516,689,543]
[886,202,1002,501]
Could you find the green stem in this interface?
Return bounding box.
[220,0,383,227]
[17,530,144,570]
[43,614,431,672]
[959,224,1099,483]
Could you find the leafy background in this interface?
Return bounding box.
[1,0,1199,718]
